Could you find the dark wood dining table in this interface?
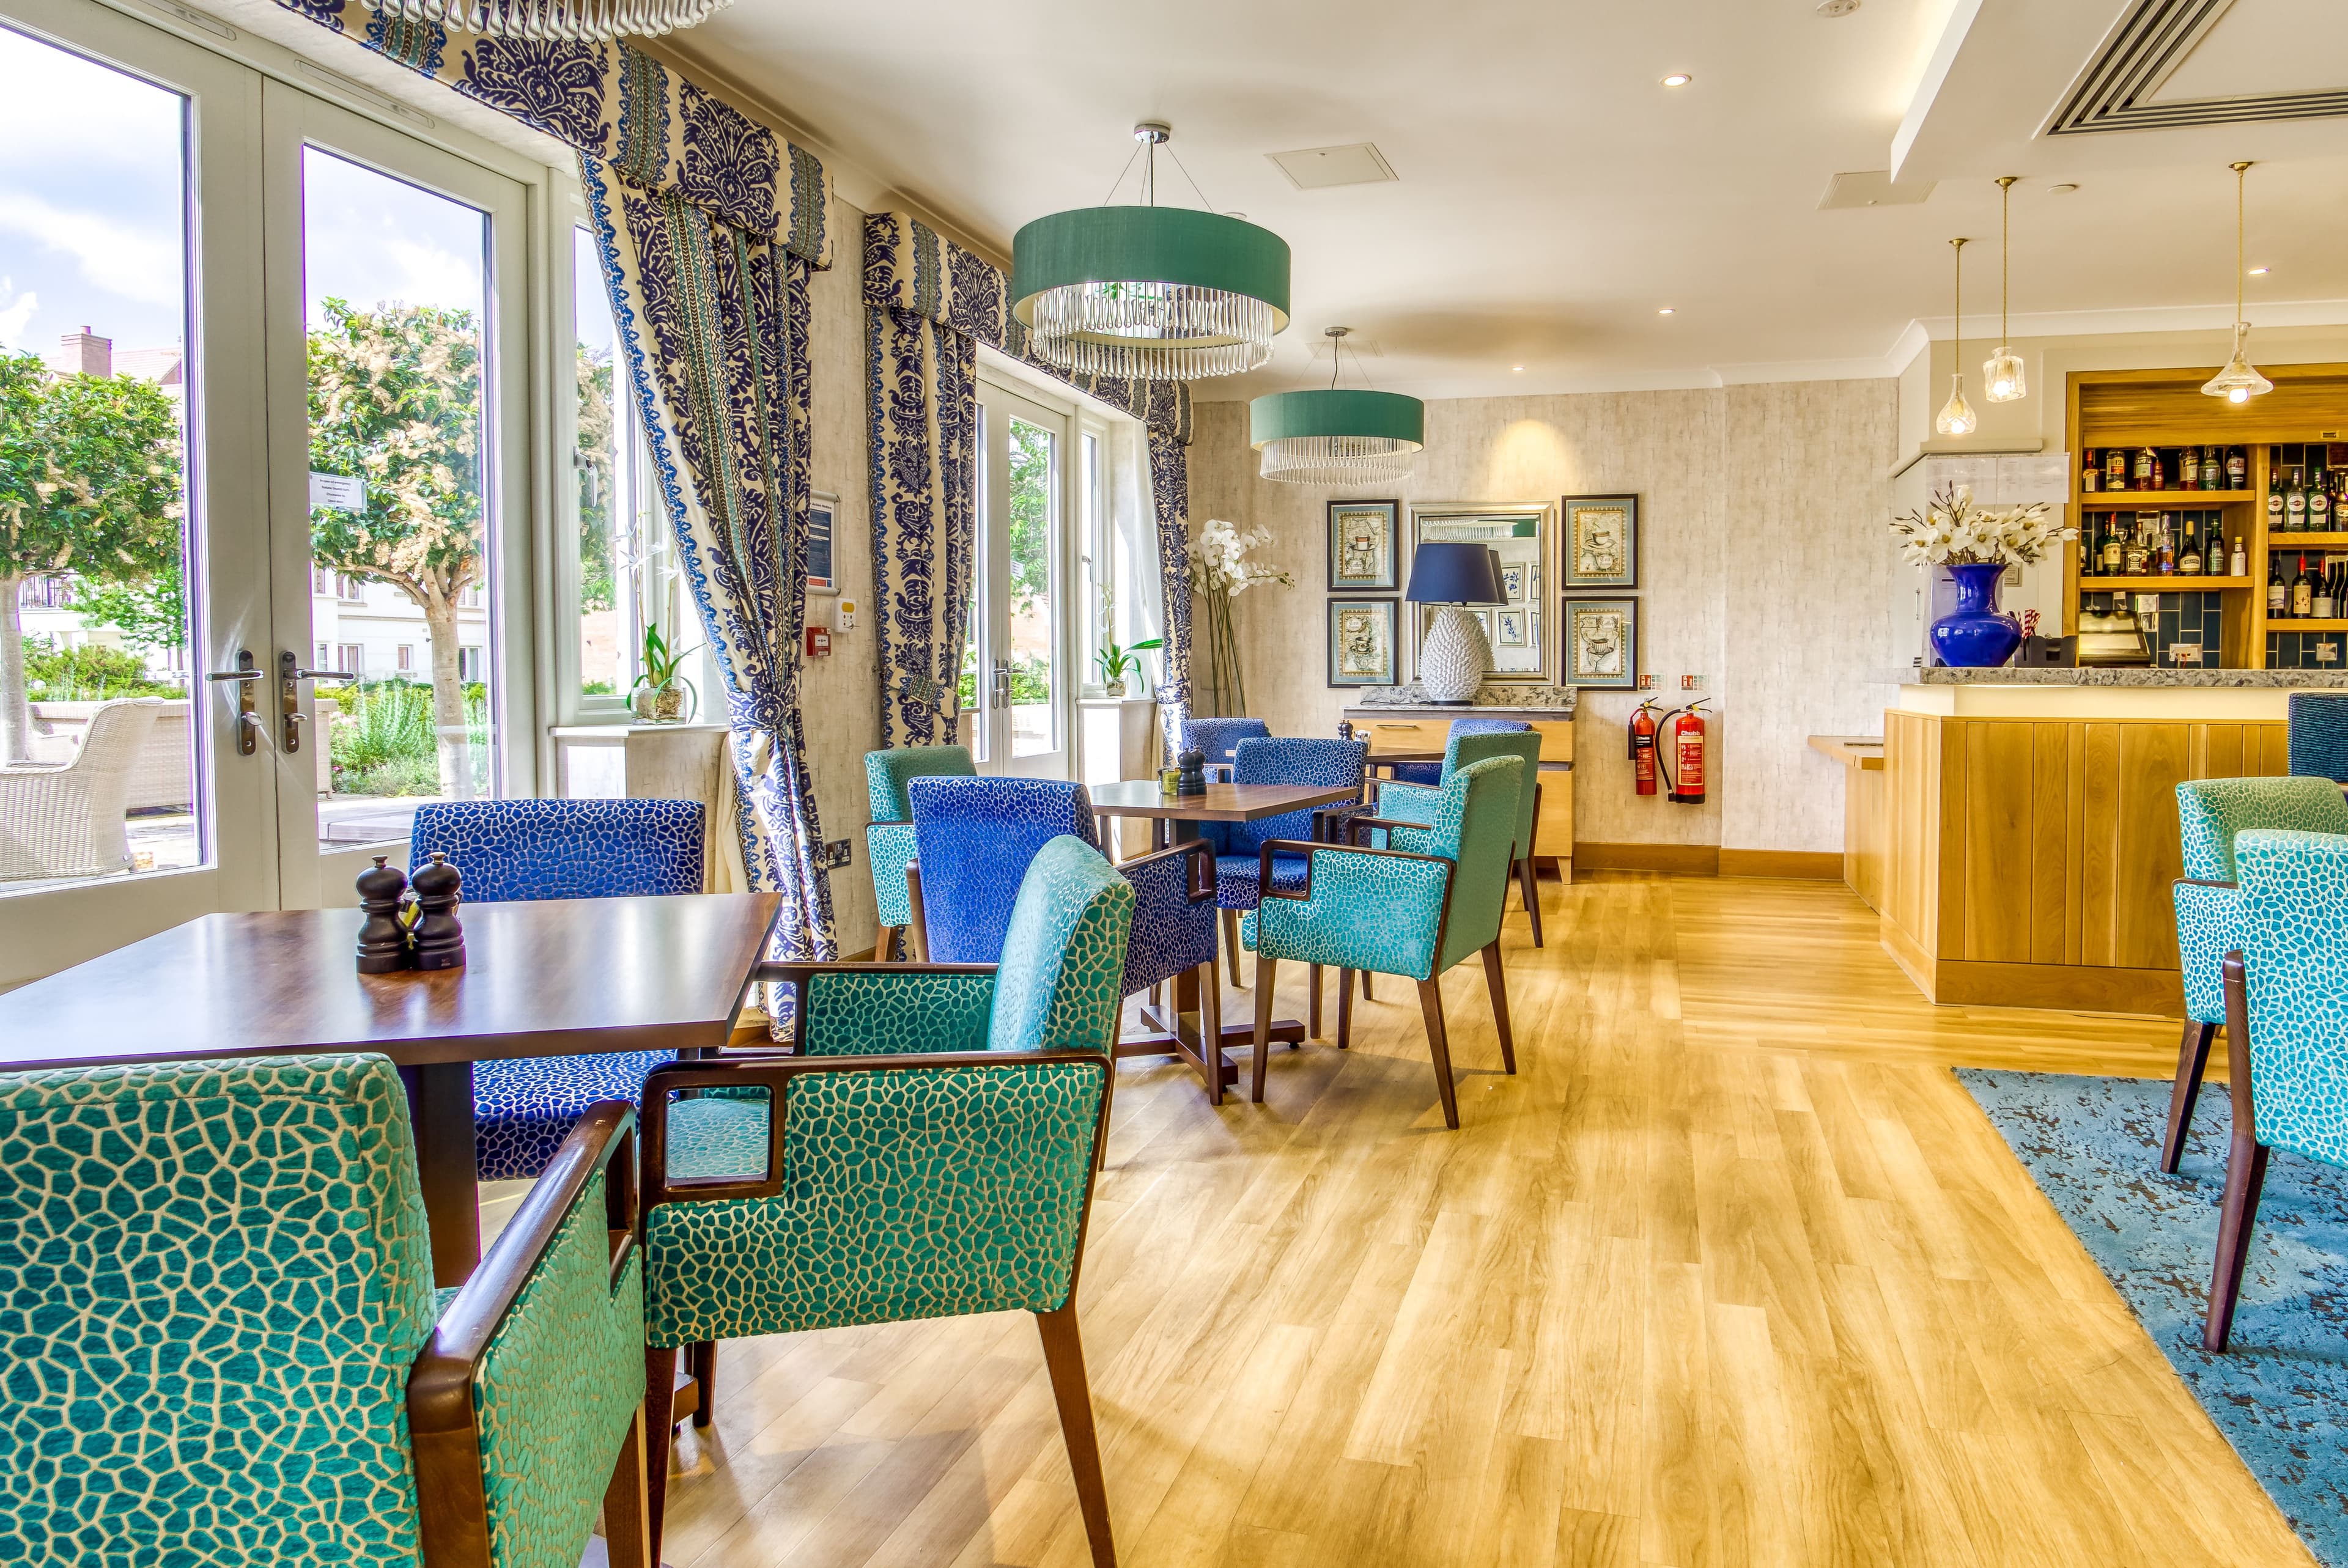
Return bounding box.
[0,893,782,1286]
[1088,779,1362,1092]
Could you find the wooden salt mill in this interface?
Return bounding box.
[410,852,467,971]
[355,855,412,974]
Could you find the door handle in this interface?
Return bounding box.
[207,650,262,755]
[278,650,357,754]
[991,660,1011,710]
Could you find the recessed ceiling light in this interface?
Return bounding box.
[1512,365,1526,373]
[2248,266,2270,276]
[1658,307,1675,315]
[1661,73,1693,87]
[1815,0,1861,13]
[2048,182,2080,194]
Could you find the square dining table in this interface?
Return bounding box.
[1087,779,1363,1093]
[0,892,781,1286]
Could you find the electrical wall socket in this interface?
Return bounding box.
[1680,674,1705,690]
[823,839,852,869]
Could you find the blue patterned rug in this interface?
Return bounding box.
[1959,1068,2348,1564]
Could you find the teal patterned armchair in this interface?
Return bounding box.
[2162,776,2348,1172]
[0,1055,650,1568]
[1373,727,1548,948]
[634,834,1132,1567]
[864,744,975,960]
[1242,755,1524,1129]
[2205,829,2348,1351]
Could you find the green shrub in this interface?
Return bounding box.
[23,639,180,701]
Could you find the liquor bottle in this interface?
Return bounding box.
[2294,554,2316,619]
[2124,517,2150,575]
[2270,451,2287,529]
[2231,534,2248,577]
[2107,447,2128,488]
[2177,449,2196,491]
[2317,557,2339,620]
[2288,467,2309,531]
[2269,550,2289,614]
[2179,518,2204,576]
[2228,446,2246,490]
[2135,446,2155,489]
[2081,450,2101,493]
[2154,518,2176,575]
[2149,446,2168,490]
[2313,454,2333,531]
[2204,446,2223,490]
[2100,518,2124,576]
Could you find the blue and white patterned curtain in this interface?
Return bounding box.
[863,213,1196,758]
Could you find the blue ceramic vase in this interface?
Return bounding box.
[1930,562,2022,668]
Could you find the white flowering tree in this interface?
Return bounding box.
[1186,517,1293,717]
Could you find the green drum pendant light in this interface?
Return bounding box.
[1250,327,1425,484]
[1012,122,1290,381]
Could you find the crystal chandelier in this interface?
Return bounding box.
[377,0,732,40]
[1251,328,1425,484]
[2204,161,2273,404]
[1012,123,1290,381]
[1982,177,2025,403]
[1935,238,1977,438]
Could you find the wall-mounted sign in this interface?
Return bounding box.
[309,472,367,512]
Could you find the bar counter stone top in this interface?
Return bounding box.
[1892,668,2348,688]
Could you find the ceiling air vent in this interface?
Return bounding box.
[1818,171,1935,210]
[1267,144,1398,190]
[2050,0,2348,134]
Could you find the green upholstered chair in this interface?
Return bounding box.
[1242,755,1525,1129]
[2162,776,2348,1172]
[863,744,975,960]
[1373,727,1549,946]
[0,1054,650,1568]
[635,834,1132,1567]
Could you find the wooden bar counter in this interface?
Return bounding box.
[1868,668,2348,1015]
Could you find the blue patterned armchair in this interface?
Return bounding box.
[0,1055,650,1567]
[863,745,974,960]
[636,834,1131,1568]
[2162,777,2348,1173]
[411,798,705,1182]
[1243,754,1524,1129]
[2204,829,2348,1351]
[1214,737,1369,987]
[1182,716,1270,783]
[1115,839,1227,1103]
[907,776,1100,964]
[1374,727,1548,948]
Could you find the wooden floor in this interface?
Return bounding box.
[652,872,2310,1568]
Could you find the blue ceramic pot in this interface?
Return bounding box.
[1930,562,2022,668]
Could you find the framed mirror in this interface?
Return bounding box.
[1405,501,1554,684]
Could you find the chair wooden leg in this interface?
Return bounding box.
[2161,1018,2218,1174]
[1036,1303,1117,1568]
[1482,941,1516,1076]
[643,1345,677,1568]
[1516,855,1544,948]
[1336,970,1354,1050]
[1307,963,1322,1042]
[875,923,903,963]
[1252,954,1279,1103]
[1198,957,1224,1107]
[689,1339,716,1427]
[1416,976,1460,1130]
[1223,908,1246,988]
[906,864,931,962]
[1360,970,1374,1002]
[600,1402,652,1568]
[2204,1138,2270,1352]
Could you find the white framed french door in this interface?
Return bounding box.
[971,376,1074,779]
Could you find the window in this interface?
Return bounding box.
[315,642,328,670]
[396,644,414,673]
[458,645,484,683]
[339,575,364,603]
[338,642,364,677]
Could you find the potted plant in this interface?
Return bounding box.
[1093,637,1162,698]
[1889,483,2070,668]
[632,621,700,722]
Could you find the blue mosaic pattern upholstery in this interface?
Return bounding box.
[1386,761,1444,786]
[2235,830,2348,1169]
[1216,853,1309,900]
[2176,776,2348,882]
[866,821,919,927]
[1387,717,1529,787]
[1214,737,1367,913]
[2174,880,2243,1026]
[412,799,704,1181]
[1118,848,1219,999]
[802,969,997,1056]
[864,745,975,822]
[0,1055,438,1564]
[1183,717,1269,781]
[908,776,1100,963]
[2289,692,2348,782]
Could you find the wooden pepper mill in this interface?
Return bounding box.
[410,852,467,971]
[355,855,412,974]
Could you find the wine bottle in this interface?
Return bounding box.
[2269,550,2289,614]
[2288,466,2309,531]
[2312,452,2333,531]
[2228,446,2247,490]
[2294,553,2317,618]
[2231,534,2248,577]
[2317,556,2339,620]
[2270,450,2287,529]
[2179,517,2204,576]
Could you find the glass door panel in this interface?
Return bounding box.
[973,381,1071,778]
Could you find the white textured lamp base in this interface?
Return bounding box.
[1417,606,1493,704]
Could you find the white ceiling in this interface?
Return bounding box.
[668,0,2348,402]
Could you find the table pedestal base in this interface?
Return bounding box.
[1118,1003,1307,1092]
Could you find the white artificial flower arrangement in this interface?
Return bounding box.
[1187,517,1295,597]
[1890,483,2073,568]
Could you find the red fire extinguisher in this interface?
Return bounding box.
[1629,701,1661,796]
[1660,701,1710,805]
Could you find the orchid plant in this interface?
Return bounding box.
[1186,517,1293,718]
[1890,483,2073,568]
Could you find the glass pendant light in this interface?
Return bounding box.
[1982,177,2026,403]
[1935,237,1977,437]
[380,0,730,40]
[1250,328,1425,484]
[1012,123,1290,381]
[2203,161,2274,404]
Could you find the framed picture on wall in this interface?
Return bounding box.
[1327,598,1398,686]
[1562,493,1637,589]
[1494,608,1528,647]
[1327,500,1400,591]
[1500,563,1527,602]
[807,490,840,594]
[1561,596,1639,689]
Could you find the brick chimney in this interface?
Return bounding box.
[51,326,112,378]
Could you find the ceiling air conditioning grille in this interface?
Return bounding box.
[2048,0,2348,134]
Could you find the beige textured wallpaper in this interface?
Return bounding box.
[1189,379,1897,855]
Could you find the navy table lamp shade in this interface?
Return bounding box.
[1406,543,1507,605]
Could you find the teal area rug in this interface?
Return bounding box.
[1960,1068,2348,1566]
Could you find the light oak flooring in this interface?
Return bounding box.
[650,871,2309,1568]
